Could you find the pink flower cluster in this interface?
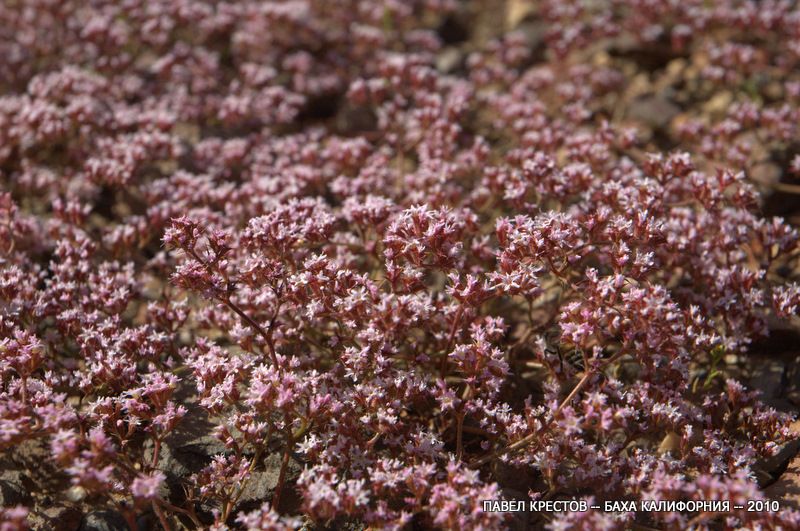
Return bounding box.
[3,0,800,530]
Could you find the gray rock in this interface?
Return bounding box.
[627,95,681,130]
[756,438,800,488]
[0,470,32,506]
[152,441,190,479]
[28,506,83,531]
[516,20,547,53]
[750,162,783,188]
[235,453,303,514]
[150,441,206,504]
[436,47,464,74]
[79,510,128,531]
[158,399,229,479]
[335,104,377,134]
[494,460,539,494]
[500,488,535,531]
[749,358,791,411]
[237,468,280,505]
[765,443,800,508]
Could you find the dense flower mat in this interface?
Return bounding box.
[3,1,800,529]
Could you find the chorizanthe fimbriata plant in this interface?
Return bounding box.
[3,1,800,530]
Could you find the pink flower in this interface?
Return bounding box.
[131,472,166,502]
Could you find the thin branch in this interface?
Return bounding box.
[185,247,281,367]
[152,501,172,531]
[272,436,293,511]
[469,369,594,469]
[455,411,465,462]
[156,499,203,529]
[469,350,629,469]
[771,182,800,195]
[440,305,464,378]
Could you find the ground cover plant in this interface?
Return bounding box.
[3,0,800,529]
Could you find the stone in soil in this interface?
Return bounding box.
[0,470,33,507]
[28,505,83,531]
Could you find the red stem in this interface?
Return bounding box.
[273,438,293,511]
[440,305,464,378]
[153,501,172,531]
[185,247,281,368]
